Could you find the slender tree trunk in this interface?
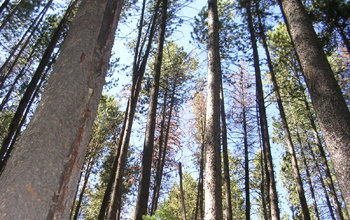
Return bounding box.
[73,158,93,220]
[279,0,350,213]
[0,0,50,89]
[300,143,321,220]
[246,1,280,219]
[0,56,54,172]
[0,0,123,218]
[0,0,77,165]
[337,26,350,54]
[240,72,250,220]
[150,80,169,216]
[179,162,187,220]
[99,1,160,219]
[133,0,168,218]
[256,7,310,219]
[307,142,336,220]
[294,71,345,220]
[151,81,176,214]
[205,0,223,219]
[195,108,205,220]
[220,75,232,220]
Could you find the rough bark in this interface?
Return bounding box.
[278,0,350,213]
[246,1,280,219]
[0,0,77,166]
[133,0,168,218]
[0,0,123,219]
[256,7,310,219]
[205,0,223,219]
[294,70,345,220]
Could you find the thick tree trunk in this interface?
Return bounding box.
[133,0,168,218]
[205,0,223,219]
[246,1,280,219]
[0,0,77,164]
[257,8,310,219]
[279,0,350,213]
[0,0,123,219]
[294,71,345,220]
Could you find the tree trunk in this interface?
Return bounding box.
[0,0,77,164]
[179,162,187,220]
[0,0,123,219]
[133,0,168,218]
[151,80,176,214]
[300,143,321,220]
[0,0,50,89]
[246,1,280,219]
[279,0,350,213]
[99,0,161,218]
[294,70,345,220]
[256,7,310,219]
[73,157,93,220]
[205,0,223,219]
[220,75,232,220]
[0,0,23,32]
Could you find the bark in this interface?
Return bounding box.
[99,1,160,218]
[294,71,345,220]
[279,0,350,213]
[0,0,123,218]
[151,80,176,214]
[307,142,336,220]
[179,162,187,220]
[220,77,232,220]
[246,1,280,219]
[150,81,169,216]
[205,0,223,219]
[0,0,77,164]
[133,0,168,218]
[240,73,250,220]
[73,157,93,220]
[300,144,320,220]
[195,112,205,220]
[0,57,53,173]
[256,6,310,219]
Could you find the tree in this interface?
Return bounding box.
[279,0,350,213]
[205,0,223,219]
[0,0,123,218]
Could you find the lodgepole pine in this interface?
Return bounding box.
[0,0,123,218]
[256,4,310,219]
[205,0,223,219]
[133,0,168,218]
[245,0,280,219]
[278,0,350,213]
